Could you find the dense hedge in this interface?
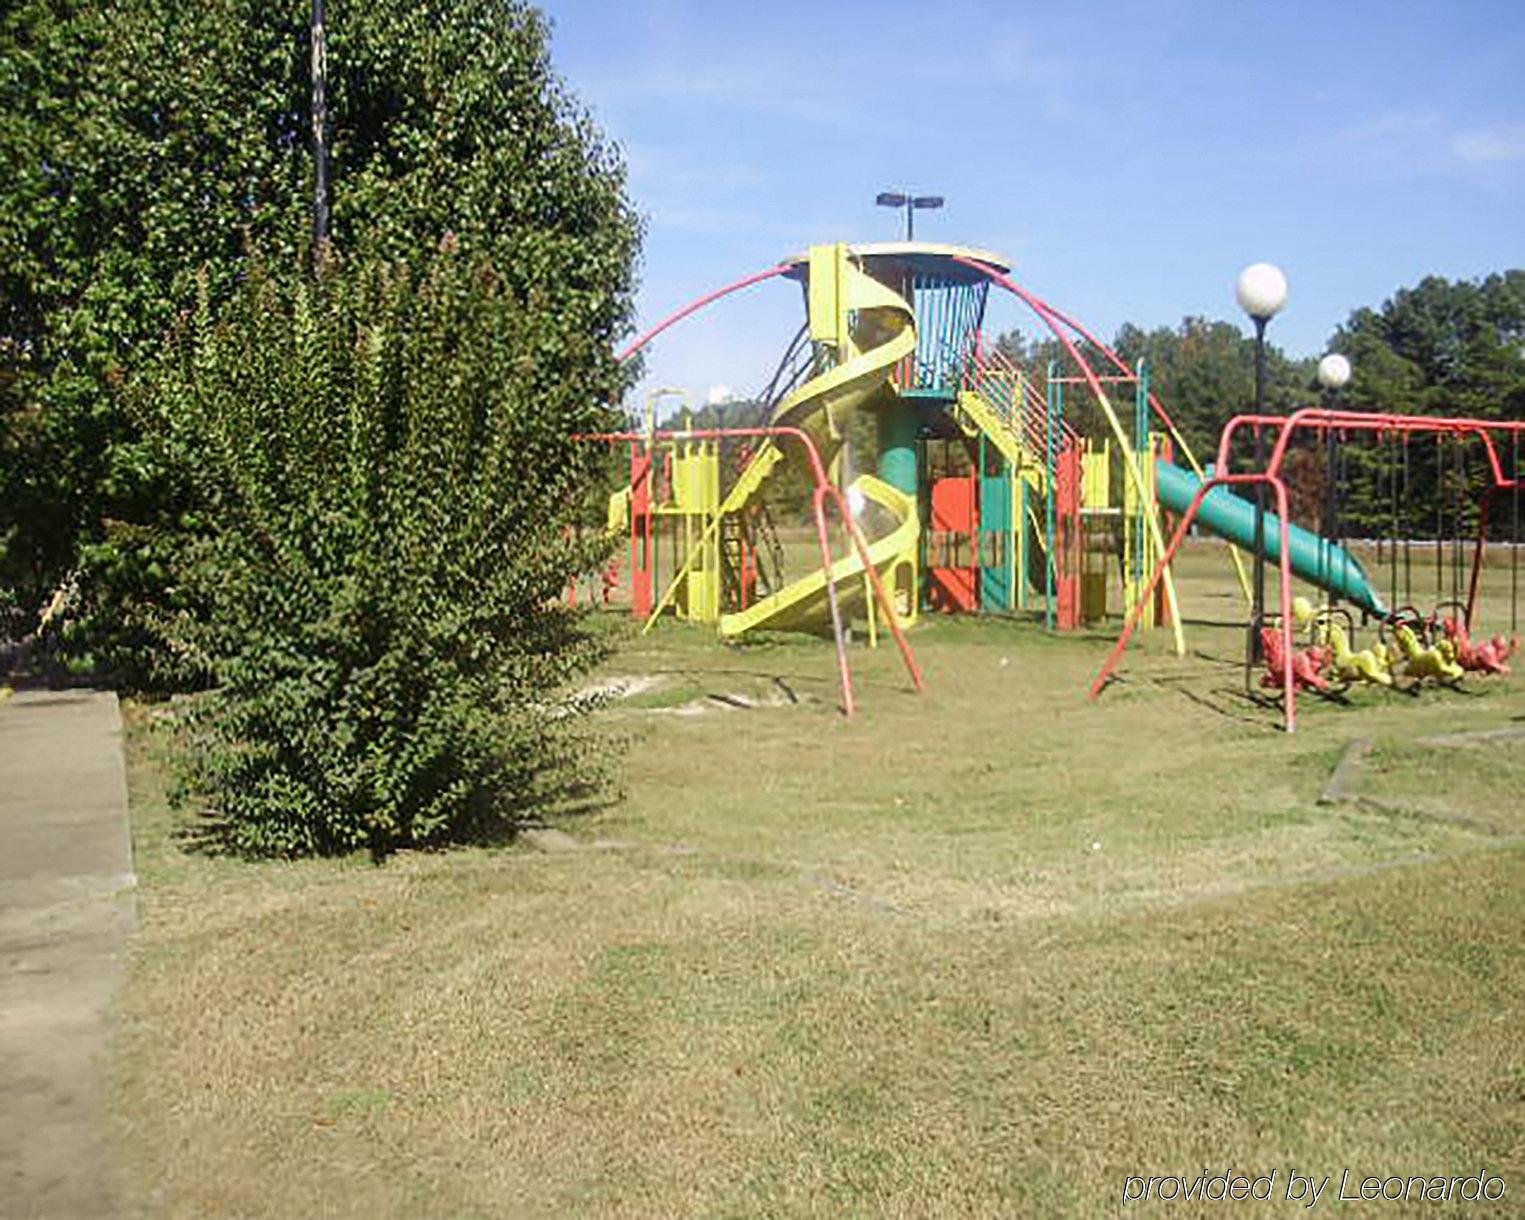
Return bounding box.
[135,254,621,857]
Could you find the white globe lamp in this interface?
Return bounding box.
[1317,353,1351,390]
[1235,263,1289,321]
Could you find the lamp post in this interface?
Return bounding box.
[875,191,944,241]
[1236,263,1289,653]
[1317,353,1352,607]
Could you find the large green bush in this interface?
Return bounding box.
[1,0,638,672]
[135,253,622,858]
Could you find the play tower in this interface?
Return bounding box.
[598,240,1380,649]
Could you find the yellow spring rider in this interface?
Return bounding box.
[1388,622,1465,682]
[1293,597,1393,687]
[1293,597,1465,685]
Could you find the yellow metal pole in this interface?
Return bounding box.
[1087,385,1186,655]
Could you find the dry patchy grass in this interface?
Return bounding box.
[114,541,1525,1217]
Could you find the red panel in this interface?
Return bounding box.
[929,475,979,613]
[630,446,654,617]
[931,476,977,533]
[929,566,978,613]
[1055,443,1082,629]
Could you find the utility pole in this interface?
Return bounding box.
[311,0,330,268]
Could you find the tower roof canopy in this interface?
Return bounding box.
[783,242,1010,283]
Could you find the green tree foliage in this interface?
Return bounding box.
[1112,318,1310,464]
[134,254,620,858]
[995,319,1308,467]
[1332,272,1525,419]
[1,0,638,654]
[1329,272,1525,542]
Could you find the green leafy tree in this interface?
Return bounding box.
[1112,318,1310,464]
[995,318,1308,465]
[134,253,621,858]
[1331,272,1525,420]
[1,0,638,668]
[1329,271,1525,542]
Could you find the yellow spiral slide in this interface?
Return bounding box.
[717,244,921,638]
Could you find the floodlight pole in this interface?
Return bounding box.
[1316,354,1353,610]
[1235,263,1288,659]
[876,190,943,241]
[1252,314,1269,629]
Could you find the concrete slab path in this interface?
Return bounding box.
[1,690,137,1219]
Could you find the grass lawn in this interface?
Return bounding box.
[113,541,1525,1216]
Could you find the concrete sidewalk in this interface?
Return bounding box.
[1,690,137,1219]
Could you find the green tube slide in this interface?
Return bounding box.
[1154,459,1387,616]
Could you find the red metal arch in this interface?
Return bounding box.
[617,263,794,364]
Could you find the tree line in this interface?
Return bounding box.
[995,269,1525,541]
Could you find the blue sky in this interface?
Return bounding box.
[538,0,1525,409]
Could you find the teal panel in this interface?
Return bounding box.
[980,472,1012,610]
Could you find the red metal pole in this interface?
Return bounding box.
[809,483,856,715]
[616,264,794,363]
[1089,480,1213,697]
[1466,487,1494,632]
[629,441,654,618]
[574,424,928,710]
[823,484,926,691]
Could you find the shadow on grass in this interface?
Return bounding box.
[156,713,624,865]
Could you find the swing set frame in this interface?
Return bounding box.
[1091,408,1525,732]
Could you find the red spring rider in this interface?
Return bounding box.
[1440,616,1519,675]
[1260,625,1332,692]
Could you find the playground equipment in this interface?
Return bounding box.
[581,421,924,716]
[1295,599,1394,687]
[583,239,1518,726]
[1257,621,1332,693]
[1093,409,1525,729]
[595,241,1379,656]
[1440,615,1517,675]
[1388,621,1465,682]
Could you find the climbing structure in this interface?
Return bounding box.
[601,241,1201,642]
[595,241,1390,663]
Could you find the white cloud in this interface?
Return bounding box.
[979,33,1085,121]
[1451,126,1525,164]
[1336,112,1525,172]
[1337,110,1445,163]
[587,66,851,131]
